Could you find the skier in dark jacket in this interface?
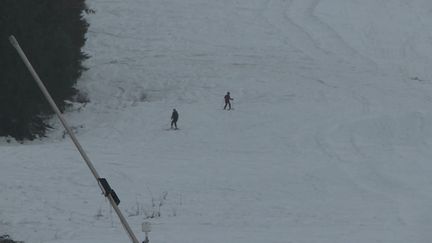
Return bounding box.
[224,92,234,110]
[171,109,179,129]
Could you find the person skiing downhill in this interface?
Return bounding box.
[224,92,234,110]
[171,109,179,129]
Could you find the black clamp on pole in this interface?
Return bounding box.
[98,178,121,206]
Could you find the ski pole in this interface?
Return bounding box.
[9,35,140,243]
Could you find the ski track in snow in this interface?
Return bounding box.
[263,0,376,73]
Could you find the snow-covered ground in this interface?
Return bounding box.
[2,0,432,242]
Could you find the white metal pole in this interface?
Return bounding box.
[9,35,140,243]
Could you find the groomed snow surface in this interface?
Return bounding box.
[2,0,432,242]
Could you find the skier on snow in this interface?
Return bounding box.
[224,92,234,110]
[171,109,179,129]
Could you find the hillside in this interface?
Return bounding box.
[2,0,432,242]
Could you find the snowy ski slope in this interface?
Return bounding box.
[2,0,432,242]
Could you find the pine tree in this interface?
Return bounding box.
[0,0,90,140]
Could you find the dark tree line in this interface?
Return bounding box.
[0,0,90,141]
[0,234,23,243]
